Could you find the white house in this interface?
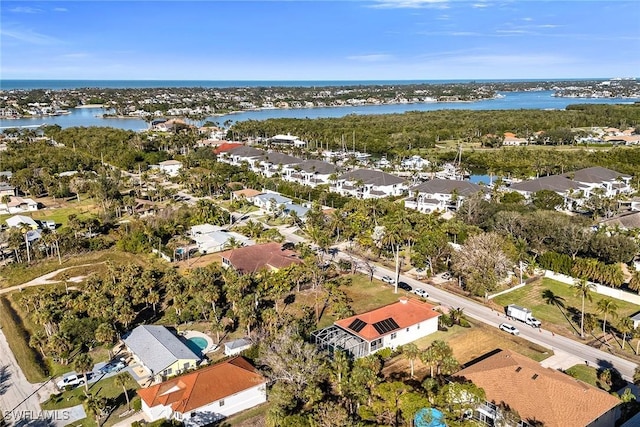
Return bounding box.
[270,134,307,147]
[565,166,633,197]
[406,179,485,213]
[331,169,407,199]
[157,160,183,177]
[189,224,252,254]
[255,152,301,178]
[251,192,293,212]
[137,356,267,427]
[218,146,265,169]
[0,182,16,197]
[282,159,337,187]
[401,155,430,170]
[5,215,39,230]
[312,297,440,358]
[0,196,38,215]
[507,175,590,205]
[224,338,252,356]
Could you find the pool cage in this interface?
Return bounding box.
[311,325,369,359]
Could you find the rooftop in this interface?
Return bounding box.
[335,298,440,341]
[137,356,265,414]
[456,349,620,427]
[218,242,302,274]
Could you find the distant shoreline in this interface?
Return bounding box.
[75,104,104,109]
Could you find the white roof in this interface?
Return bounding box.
[159,160,182,166]
[6,215,39,229]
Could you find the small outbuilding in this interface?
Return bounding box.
[224,338,252,356]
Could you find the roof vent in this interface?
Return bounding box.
[532,374,539,380]
[515,367,522,372]
[399,297,408,304]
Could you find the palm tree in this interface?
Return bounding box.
[629,270,640,293]
[573,278,595,338]
[402,343,420,378]
[618,317,633,350]
[596,298,618,335]
[73,353,93,393]
[84,393,107,426]
[115,372,131,410]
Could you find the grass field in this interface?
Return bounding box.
[0,198,99,229]
[0,297,49,382]
[0,249,148,288]
[493,277,640,339]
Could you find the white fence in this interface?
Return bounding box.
[544,270,640,306]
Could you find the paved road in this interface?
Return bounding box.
[0,325,57,425]
[324,246,639,381]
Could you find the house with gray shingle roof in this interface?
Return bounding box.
[123,325,202,381]
[406,179,486,212]
[256,152,302,177]
[332,169,407,199]
[218,146,266,169]
[564,166,632,197]
[507,175,590,207]
[282,159,337,187]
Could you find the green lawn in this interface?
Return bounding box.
[493,278,640,338]
[0,297,49,382]
[0,198,98,229]
[41,372,140,427]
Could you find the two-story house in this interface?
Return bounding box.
[405,179,485,213]
[565,166,632,197]
[332,169,407,199]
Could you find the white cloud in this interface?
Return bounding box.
[53,7,68,12]
[347,54,394,62]
[8,6,43,14]
[0,27,62,45]
[369,0,449,10]
[472,3,489,8]
[522,17,533,21]
[60,53,90,59]
[437,14,450,20]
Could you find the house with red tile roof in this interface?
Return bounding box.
[312,297,440,358]
[218,242,303,274]
[137,356,267,426]
[456,349,621,427]
[213,142,244,155]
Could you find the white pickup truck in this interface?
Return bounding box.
[56,374,84,390]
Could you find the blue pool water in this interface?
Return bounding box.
[187,337,208,353]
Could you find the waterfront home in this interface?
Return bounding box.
[218,146,265,169]
[456,349,620,427]
[405,179,485,213]
[331,169,407,199]
[255,152,301,178]
[270,134,307,147]
[400,155,430,170]
[507,175,589,206]
[312,297,440,358]
[123,325,202,382]
[219,242,302,275]
[565,166,633,197]
[137,356,266,426]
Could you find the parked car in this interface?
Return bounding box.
[98,358,126,375]
[412,288,429,298]
[397,281,413,292]
[441,272,452,280]
[56,374,84,390]
[499,323,520,336]
[381,275,396,284]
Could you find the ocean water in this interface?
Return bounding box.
[1,90,638,131]
[0,78,609,91]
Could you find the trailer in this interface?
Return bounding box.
[506,304,541,328]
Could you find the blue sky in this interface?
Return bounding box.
[1,0,639,80]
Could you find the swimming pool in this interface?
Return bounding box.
[188,337,209,352]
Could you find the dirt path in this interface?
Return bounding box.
[0,263,102,295]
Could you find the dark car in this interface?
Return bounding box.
[397,282,412,292]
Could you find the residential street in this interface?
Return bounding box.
[357,256,639,381]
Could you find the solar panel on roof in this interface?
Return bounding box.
[372,318,400,334]
[348,318,367,333]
